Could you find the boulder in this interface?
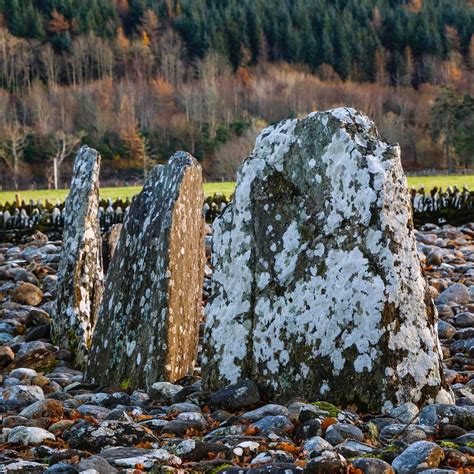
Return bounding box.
[52,146,104,366]
[86,152,205,390]
[203,108,452,411]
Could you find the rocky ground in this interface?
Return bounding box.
[0,225,473,473]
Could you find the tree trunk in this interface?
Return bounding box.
[12,148,18,190]
[53,156,59,190]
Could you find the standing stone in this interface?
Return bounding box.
[86,152,205,391]
[102,223,123,272]
[203,108,453,412]
[53,145,103,366]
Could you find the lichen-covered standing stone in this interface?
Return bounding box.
[53,145,103,366]
[86,152,205,390]
[202,108,453,411]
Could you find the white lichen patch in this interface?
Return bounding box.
[203,108,453,410]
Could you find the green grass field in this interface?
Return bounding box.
[1,176,473,204]
[0,182,237,204]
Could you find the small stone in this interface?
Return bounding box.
[427,251,444,266]
[288,402,322,422]
[10,368,37,379]
[31,375,49,387]
[389,402,419,423]
[11,282,43,306]
[48,420,74,433]
[168,402,201,414]
[454,312,474,328]
[241,404,289,422]
[45,463,79,473]
[324,423,364,445]
[419,404,474,430]
[149,382,183,401]
[7,426,55,445]
[174,439,229,462]
[3,460,49,473]
[439,424,467,439]
[438,321,457,340]
[0,346,14,368]
[26,309,51,326]
[76,404,111,419]
[437,283,470,305]
[174,412,207,431]
[437,304,455,319]
[65,420,155,452]
[99,446,182,469]
[209,379,260,412]
[304,451,347,473]
[2,385,44,406]
[335,439,374,458]
[391,441,444,473]
[19,399,64,419]
[8,341,56,371]
[76,455,117,473]
[251,415,294,434]
[352,458,395,474]
[380,424,431,443]
[303,436,333,456]
[295,419,322,440]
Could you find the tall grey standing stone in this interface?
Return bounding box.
[202,108,453,412]
[85,152,205,391]
[53,145,104,366]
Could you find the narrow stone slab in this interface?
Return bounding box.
[86,152,205,391]
[53,145,104,366]
[202,108,453,411]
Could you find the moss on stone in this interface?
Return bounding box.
[311,401,341,417]
[209,465,234,474]
[439,441,460,449]
[120,379,131,390]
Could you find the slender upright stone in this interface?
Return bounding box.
[53,145,104,366]
[203,108,453,412]
[86,152,205,391]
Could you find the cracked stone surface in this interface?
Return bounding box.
[85,152,205,391]
[203,107,453,411]
[52,145,104,367]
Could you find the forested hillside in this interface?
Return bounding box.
[0,0,472,189]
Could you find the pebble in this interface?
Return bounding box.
[7,426,55,445]
[148,381,183,401]
[389,401,419,423]
[391,441,444,473]
[11,282,43,306]
[2,384,44,406]
[324,423,364,445]
[209,379,261,411]
[437,283,470,305]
